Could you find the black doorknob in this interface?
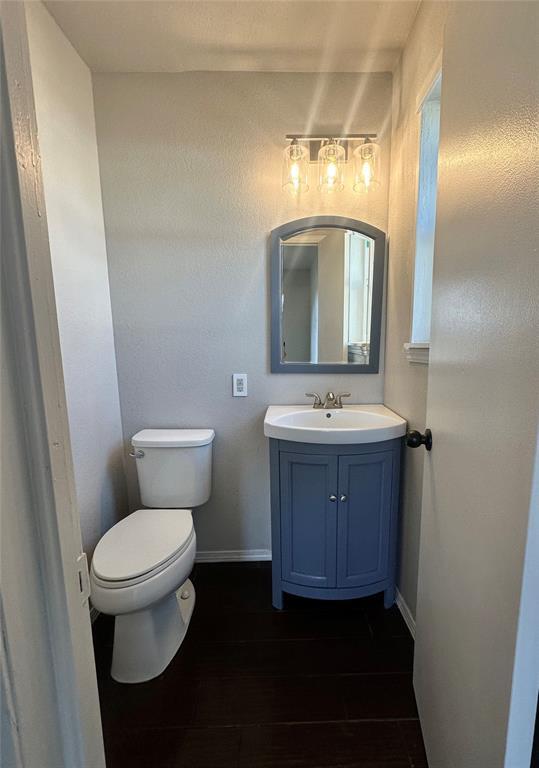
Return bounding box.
[406,429,433,451]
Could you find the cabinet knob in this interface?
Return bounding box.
[329,494,337,502]
[340,494,347,502]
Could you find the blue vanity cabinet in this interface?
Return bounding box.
[336,452,393,588]
[270,438,401,610]
[279,452,338,589]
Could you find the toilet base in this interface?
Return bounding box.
[111,579,195,683]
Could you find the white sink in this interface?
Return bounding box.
[264,404,406,444]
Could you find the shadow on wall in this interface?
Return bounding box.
[86,445,128,561]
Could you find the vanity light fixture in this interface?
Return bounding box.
[282,139,309,195]
[282,133,379,195]
[353,139,380,193]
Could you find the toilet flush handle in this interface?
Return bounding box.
[129,449,145,459]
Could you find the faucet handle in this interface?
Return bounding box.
[335,393,351,407]
[305,392,322,408]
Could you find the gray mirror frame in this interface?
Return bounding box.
[271,216,386,374]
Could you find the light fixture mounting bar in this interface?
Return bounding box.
[285,133,377,141]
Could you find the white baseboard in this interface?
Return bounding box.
[89,606,100,625]
[396,588,416,639]
[195,549,272,563]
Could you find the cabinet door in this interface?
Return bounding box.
[336,451,393,588]
[280,452,338,588]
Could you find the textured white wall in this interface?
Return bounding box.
[93,71,392,554]
[385,1,449,617]
[26,3,126,558]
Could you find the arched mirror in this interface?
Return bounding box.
[270,216,385,373]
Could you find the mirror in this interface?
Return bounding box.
[271,217,385,373]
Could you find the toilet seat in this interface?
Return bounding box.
[92,508,194,588]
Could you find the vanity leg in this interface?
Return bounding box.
[272,584,283,610]
[384,584,395,609]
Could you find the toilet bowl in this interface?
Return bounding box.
[90,429,214,683]
[90,508,196,683]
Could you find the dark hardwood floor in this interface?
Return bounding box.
[93,562,428,767]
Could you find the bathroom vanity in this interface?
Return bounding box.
[266,217,405,609]
[264,405,406,610]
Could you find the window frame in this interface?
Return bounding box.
[405,64,443,365]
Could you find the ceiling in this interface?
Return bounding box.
[45,1,420,73]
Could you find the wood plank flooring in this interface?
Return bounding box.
[93,562,428,767]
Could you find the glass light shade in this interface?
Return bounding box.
[353,141,380,193]
[318,140,345,193]
[282,141,309,194]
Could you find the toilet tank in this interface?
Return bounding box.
[131,429,214,508]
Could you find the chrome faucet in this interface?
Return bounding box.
[323,391,337,409]
[305,392,351,409]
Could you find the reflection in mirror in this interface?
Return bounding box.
[281,228,374,365]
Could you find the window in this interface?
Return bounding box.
[407,74,441,363]
[345,232,373,345]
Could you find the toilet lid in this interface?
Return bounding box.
[92,509,193,582]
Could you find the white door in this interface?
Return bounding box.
[1,5,105,767]
[413,4,538,768]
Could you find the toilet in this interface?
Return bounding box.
[90,428,214,683]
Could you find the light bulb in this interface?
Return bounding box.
[318,139,345,193]
[282,141,309,195]
[361,160,372,188]
[353,141,380,193]
[327,162,337,181]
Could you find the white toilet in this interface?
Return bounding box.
[90,428,214,683]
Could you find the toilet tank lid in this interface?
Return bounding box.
[132,428,215,448]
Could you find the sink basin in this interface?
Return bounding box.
[264,404,406,444]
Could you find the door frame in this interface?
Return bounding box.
[1,4,105,766]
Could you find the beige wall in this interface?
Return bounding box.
[385,1,449,617]
[93,71,392,555]
[26,3,126,558]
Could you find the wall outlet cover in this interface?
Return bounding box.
[232,373,248,397]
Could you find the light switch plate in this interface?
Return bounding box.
[232,373,248,397]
